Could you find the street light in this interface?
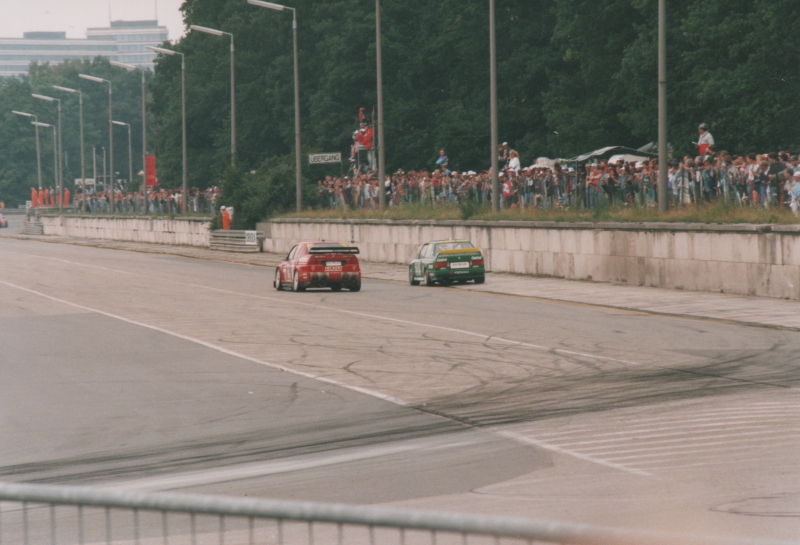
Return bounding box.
[248,0,303,212]
[110,61,150,214]
[657,0,668,213]
[33,121,58,201]
[53,85,87,213]
[489,0,499,212]
[79,74,115,213]
[189,25,237,168]
[147,46,188,213]
[375,0,386,210]
[32,93,63,210]
[112,121,133,198]
[12,111,43,194]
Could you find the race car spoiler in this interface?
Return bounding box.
[309,246,360,255]
[438,248,480,256]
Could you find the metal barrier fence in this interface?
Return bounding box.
[0,482,795,545]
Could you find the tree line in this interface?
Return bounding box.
[1,0,797,212]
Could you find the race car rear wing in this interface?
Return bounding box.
[309,246,360,255]
[438,248,480,256]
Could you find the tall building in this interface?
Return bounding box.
[0,20,169,78]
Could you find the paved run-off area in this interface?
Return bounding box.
[1,219,800,540]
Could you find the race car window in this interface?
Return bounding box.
[418,244,429,258]
[286,245,298,260]
[436,241,473,252]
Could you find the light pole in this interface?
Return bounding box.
[489,0,499,212]
[33,122,58,200]
[112,121,133,200]
[32,94,62,210]
[148,46,188,213]
[79,74,115,213]
[375,0,386,211]
[102,147,107,198]
[12,111,42,194]
[657,0,668,213]
[53,85,87,213]
[189,25,237,169]
[110,61,150,214]
[247,0,303,212]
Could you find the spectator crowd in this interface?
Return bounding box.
[30,185,220,215]
[319,138,800,216]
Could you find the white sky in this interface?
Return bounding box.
[0,0,186,41]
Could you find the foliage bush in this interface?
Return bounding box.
[219,155,320,229]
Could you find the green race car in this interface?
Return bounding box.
[409,240,486,286]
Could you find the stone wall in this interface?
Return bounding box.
[41,215,212,247]
[262,219,800,300]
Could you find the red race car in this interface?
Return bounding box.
[274,242,362,292]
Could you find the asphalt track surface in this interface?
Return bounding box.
[1,218,799,540]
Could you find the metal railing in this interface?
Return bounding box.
[0,481,795,545]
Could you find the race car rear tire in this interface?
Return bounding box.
[409,268,420,286]
[423,269,435,287]
[474,276,485,284]
[331,284,343,292]
[349,281,361,292]
[292,271,305,292]
[274,268,283,290]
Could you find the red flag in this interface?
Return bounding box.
[146,155,158,187]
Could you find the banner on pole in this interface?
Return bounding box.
[146,155,158,187]
[308,153,342,165]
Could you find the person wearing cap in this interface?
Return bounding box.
[696,123,714,156]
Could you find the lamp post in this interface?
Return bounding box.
[79,74,115,213]
[112,121,133,199]
[32,94,62,210]
[33,122,58,200]
[147,46,188,213]
[247,0,303,212]
[110,61,150,214]
[375,0,386,211]
[189,25,237,169]
[12,111,42,194]
[53,85,87,213]
[489,0,499,212]
[657,0,668,213]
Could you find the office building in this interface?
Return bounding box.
[0,20,168,78]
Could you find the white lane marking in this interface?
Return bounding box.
[0,279,652,478]
[490,429,651,477]
[602,440,779,462]
[575,429,788,454]
[106,436,485,492]
[527,409,800,438]
[553,418,800,446]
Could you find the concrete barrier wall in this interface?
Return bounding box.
[263,219,800,300]
[41,215,212,247]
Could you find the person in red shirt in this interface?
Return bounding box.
[356,125,376,172]
[31,188,39,208]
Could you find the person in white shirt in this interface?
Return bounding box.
[696,123,714,155]
[507,150,521,175]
